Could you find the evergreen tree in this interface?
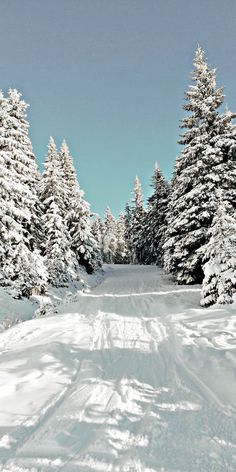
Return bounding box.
[0,91,17,282]
[144,163,169,265]
[130,177,146,263]
[0,89,46,294]
[201,199,236,306]
[114,213,129,264]
[60,139,77,185]
[7,89,41,249]
[10,246,48,297]
[43,201,77,285]
[164,47,236,284]
[68,195,101,273]
[91,216,103,253]
[59,139,76,213]
[102,207,117,263]
[60,140,101,273]
[40,137,77,285]
[39,137,65,218]
[124,202,132,263]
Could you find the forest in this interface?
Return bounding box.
[1,47,236,308]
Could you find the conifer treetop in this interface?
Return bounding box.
[40,136,66,212]
[8,88,29,117]
[133,176,143,209]
[179,46,225,145]
[60,139,84,198]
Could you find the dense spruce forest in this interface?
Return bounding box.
[1,47,236,307]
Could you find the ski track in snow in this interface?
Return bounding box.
[0,264,236,472]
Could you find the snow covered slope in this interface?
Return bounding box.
[0,288,38,331]
[0,265,236,472]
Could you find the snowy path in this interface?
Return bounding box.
[0,265,236,471]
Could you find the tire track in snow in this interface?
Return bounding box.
[10,310,168,468]
[2,265,236,471]
[165,320,236,418]
[34,306,169,470]
[91,311,168,353]
[52,293,171,471]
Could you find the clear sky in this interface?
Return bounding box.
[0,0,236,216]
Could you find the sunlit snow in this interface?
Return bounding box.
[0,264,236,471]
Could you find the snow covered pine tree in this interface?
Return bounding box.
[164,47,236,284]
[0,89,47,296]
[91,216,103,260]
[144,163,169,265]
[39,137,77,286]
[60,140,101,273]
[200,197,236,306]
[124,203,132,263]
[102,207,117,263]
[129,177,146,263]
[114,213,129,264]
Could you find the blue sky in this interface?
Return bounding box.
[0,0,236,216]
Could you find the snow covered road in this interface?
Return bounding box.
[0,265,236,471]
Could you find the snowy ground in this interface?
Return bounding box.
[0,267,103,331]
[0,264,236,472]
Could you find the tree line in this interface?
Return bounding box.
[1,46,236,307]
[0,90,100,296]
[96,47,236,307]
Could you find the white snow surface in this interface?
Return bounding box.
[0,264,236,472]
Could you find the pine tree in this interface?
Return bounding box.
[0,91,17,282]
[102,207,117,263]
[91,216,103,251]
[124,203,132,263]
[164,47,236,284]
[10,246,48,297]
[68,195,101,273]
[59,140,101,273]
[91,216,103,244]
[7,89,42,249]
[0,89,46,294]
[39,137,65,218]
[59,139,77,213]
[114,213,129,263]
[40,137,77,285]
[201,199,236,306]
[144,163,169,265]
[129,177,146,263]
[43,201,77,285]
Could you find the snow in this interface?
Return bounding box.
[0,267,103,331]
[0,288,37,330]
[0,264,236,471]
